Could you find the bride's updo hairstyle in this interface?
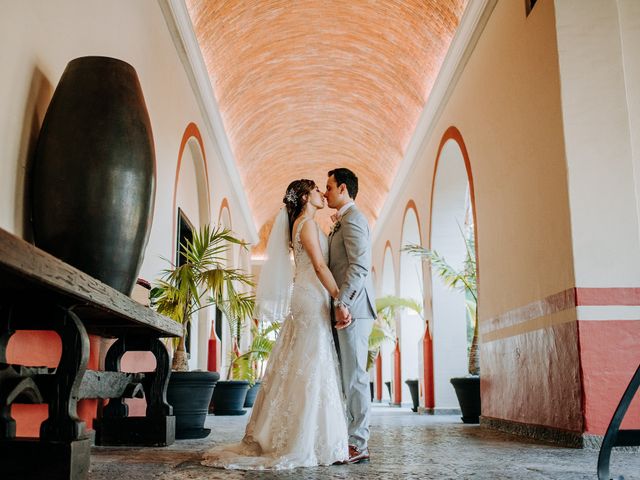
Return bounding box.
[283,179,316,242]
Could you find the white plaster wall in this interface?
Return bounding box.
[430,140,469,409]
[219,206,233,378]
[399,208,423,405]
[555,0,640,286]
[0,1,255,381]
[373,0,575,333]
[176,147,199,371]
[371,0,578,425]
[0,0,254,264]
[617,0,640,244]
[380,247,396,401]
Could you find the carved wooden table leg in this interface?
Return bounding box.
[40,307,89,441]
[94,336,175,446]
[0,304,92,480]
[0,305,16,439]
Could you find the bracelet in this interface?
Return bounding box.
[333,297,347,309]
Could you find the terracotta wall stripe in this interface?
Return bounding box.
[480,287,640,342]
[479,289,575,335]
[481,308,576,343]
[575,287,640,306]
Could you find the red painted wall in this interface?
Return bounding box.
[578,320,640,435]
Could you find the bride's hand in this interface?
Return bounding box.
[335,306,352,329]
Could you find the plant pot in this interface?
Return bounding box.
[243,381,261,408]
[32,56,155,295]
[385,381,392,399]
[210,380,250,415]
[167,370,219,439]
[450,375,481,424]
[405,379,419,412]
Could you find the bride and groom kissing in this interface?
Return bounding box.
[202,167,377,470]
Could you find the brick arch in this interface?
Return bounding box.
[401,200,422,247]
[429,125,478,276]
[425,125,477,411]
[381,240,396,296]
[218,198,232,229]
[172,122,211,261]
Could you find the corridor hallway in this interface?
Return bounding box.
[89,405,640,479]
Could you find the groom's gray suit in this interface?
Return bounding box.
[328,203,376,450]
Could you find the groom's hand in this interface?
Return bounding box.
[335,305,352,329]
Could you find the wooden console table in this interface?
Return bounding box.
[0,228,181,480]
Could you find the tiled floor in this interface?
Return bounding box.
[90,405,640,479]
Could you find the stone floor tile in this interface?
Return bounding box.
[89,405,640,479]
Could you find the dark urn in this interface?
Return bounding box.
[32,56,156,294]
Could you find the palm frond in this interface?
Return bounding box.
[375,295,423,317]
[150,223,255,372]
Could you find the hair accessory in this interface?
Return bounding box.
[285,189,297,206]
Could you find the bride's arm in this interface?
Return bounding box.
[299,221,340,298]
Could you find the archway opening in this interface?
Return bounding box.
[398,205,424,408]
[175,136,210,371]
[430,134,476,412]
[379,243,396,403]
[218,203,233,378]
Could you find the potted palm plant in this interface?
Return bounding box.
[368,295,424,411]
[209,318,257,415]
[403,230,479,423]
[151,224,255,436]
[231,319,281,408]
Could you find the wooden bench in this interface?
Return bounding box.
[0,227,181,480]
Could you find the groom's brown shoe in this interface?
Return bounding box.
[347,445,370,464]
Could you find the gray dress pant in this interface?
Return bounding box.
[336,317,374,450]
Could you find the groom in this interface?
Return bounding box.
[325,168,377,464]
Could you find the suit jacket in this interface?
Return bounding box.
[328,204,376,319]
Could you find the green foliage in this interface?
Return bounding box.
[402,229,479,375]
[402,232,477,304]
[227,320,281,384]
[150,224,255,371]
[366,294,424,371]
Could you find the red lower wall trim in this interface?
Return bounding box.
[577,320,640,435]
[479,287,640,437]
[575,287,640,306]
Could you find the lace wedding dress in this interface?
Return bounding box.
[202,218,349,470]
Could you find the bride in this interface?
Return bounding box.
[202,179,350,470]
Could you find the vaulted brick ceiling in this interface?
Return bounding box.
[186,0,467,250]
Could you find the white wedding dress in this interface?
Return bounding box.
[202,218,349,470]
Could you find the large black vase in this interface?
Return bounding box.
[32,56,156,295]
[167,371,219,440]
